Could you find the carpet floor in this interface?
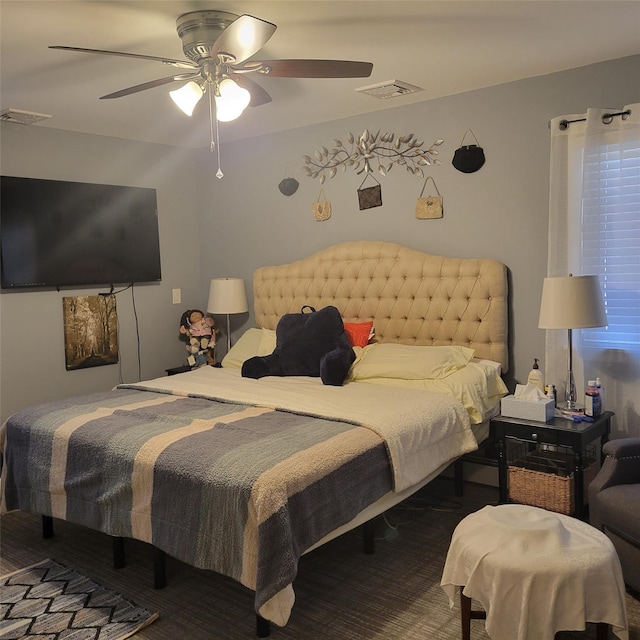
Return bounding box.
[1,479,638,639]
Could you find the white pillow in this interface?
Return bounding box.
[351,361,508,424]
[349,343,475,381]
[221,328,276,369]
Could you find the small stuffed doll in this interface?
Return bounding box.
[242,305,355,386]
[179,309,217,367]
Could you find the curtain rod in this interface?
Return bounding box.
[557,109,632,131]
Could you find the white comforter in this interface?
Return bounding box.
[131,366,477,493]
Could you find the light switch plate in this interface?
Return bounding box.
[172,288,181,305]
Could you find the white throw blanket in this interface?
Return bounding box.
[125,366,477,492]
[441,504,629,640]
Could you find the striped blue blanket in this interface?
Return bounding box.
[1,368,475,625]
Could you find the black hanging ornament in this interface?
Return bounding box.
[278,177,299,196]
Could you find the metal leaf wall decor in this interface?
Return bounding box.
[302,130,444,183]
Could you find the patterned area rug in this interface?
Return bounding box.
[0,559,158,640]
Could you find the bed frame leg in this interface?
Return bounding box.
[112,537,126,569]
[454,459,464,497]
[256,614,270,637]
[363,519,375,554]
[42,515,54,539]
[153,546,167,589]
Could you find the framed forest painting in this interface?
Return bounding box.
[63,295,118,370]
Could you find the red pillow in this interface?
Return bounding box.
[343,321,374,348]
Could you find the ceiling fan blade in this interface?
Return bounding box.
[242,59,373,79]
[100,74,199,100]
[211,14,277,64]
[49,45,198,70]
[229,74,272,107]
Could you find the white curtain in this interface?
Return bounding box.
[547,103,640,437]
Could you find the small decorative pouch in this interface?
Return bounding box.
[452,129,485,173]
[312,187,332,221]
[415,176,443,219]
[357,173,382,210]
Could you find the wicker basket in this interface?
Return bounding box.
[507,445,598,515]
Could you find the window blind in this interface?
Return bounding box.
[581,136,640,349]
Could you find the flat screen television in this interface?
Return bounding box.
[1,176,161,289]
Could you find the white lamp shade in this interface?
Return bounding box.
[538,275,607,329]
[207,278,249,315]
[170,81,204,116]
[215,78,251,122]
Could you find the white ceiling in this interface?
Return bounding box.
[1,1,639,149]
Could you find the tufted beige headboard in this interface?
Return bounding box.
[253,241,508,372]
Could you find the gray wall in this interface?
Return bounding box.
[201,55,640,396]
[1,55,639,424]
[0,126,204,420]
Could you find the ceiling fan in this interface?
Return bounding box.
[50,10,374,176]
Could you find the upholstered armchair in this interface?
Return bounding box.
[589,437,640,592]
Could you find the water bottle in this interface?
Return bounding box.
[585,380,601,418]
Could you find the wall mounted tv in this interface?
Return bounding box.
[1,176,161,289]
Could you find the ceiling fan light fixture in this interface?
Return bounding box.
[170,80,204,116]
[215,78,250,122]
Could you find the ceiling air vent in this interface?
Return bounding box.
[355,80,423,100]
[0,109,52,124]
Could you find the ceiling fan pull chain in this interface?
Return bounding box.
[208,87,216,153]
[215,115,223,179]
[207,85,224,179]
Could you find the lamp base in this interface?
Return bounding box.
[564,368,577,411]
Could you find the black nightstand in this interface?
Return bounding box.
[491,411,613,519]
[165,365,192,376]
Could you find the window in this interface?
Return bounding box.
[580,130,640,350]
[549,104,640,435]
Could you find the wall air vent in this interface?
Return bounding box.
[355,80,423,100]
[0,109,52,125]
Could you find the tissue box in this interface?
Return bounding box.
[501,395,555,422]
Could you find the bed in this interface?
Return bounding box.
[0,240,508,635]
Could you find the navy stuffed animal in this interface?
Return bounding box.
[242,305,355,386]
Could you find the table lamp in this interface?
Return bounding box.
[207,277,249,354]
[538,275,606,410]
